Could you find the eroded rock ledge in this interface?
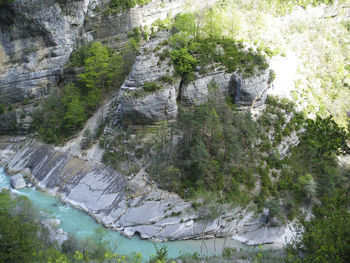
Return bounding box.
[0,136,292,246]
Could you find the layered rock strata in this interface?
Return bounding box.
[118,32,180,125]
[0,136,291,245]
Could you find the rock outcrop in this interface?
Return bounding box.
[0,0,214,106]
[180,71,233,106]
[0,136,291,245]
[85,0,217,41]
[10,173,26,189]
[231,68,272,108]
[42,218,69,247]
[0,0,92,104]
[118,32,180,125]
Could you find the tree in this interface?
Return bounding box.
[78,42,123,112]
[285,192,350,263]
[170,48,197,81]
[0,191,41,263]
[78,42,111,91]
[173,13,196,36]
[63,95,85,132]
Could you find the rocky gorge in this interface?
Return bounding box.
[0,0,309,249]
[0,136,293,246]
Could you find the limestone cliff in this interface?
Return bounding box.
[0,0,215,132]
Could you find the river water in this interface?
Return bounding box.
[0,166,250,260]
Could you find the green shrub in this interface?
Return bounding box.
[170,48,197,81]
[109,0,152,13]
[222,247,237,258]
[158,75,174,84]
[143,82,161,92]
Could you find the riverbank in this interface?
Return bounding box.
[0,136,293,247]
[1,165,286,261]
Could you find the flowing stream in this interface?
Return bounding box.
[0,166,250,260]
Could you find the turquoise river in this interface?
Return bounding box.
[0,166,252,260]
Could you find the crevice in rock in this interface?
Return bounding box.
[176,77,184,102]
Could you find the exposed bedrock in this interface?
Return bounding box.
[119,87,178,125]
[231,68,272,108]
[118,32,180,125]
[0,0,92,104]
[0,136,292,245]
[0,0,215,105]
[85,0,218,41]
[180,71,233,106]
[179,67,272,109]
[179,68,272,109]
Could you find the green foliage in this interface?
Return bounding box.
[158,75,174,84]
[0,191,51,263]
[0,0,14,5]
[143,82,161,92]
[222,247,237,258]
[33,41,134,144]
[67,42,94,68]
[285,192,350,263]
[169,14,269,79]
[78,42,123,113]
[0,190,149,263]
[304,115,350,156]
[149,82,258,202]
[81,129,94,150]
[170,48,197,82]
[150,244,168,263]
[32,84,86,144]
[0,103,5,115]
[109,0,152,13]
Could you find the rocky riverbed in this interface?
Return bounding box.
[0,136,294,246]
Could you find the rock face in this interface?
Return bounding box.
[0,136,291,245]
[0,112,18,134]
[85,0,218,41]
[42,218,68,247]
[118,32,180,125]
[232,214,292,246]
[180,71,233,106]
[231,68,272,108]
[0,0,214,106]
[0,0,92,104]
[10,173,26,189]
[119,87,178,125]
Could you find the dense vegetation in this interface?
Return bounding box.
[32,40,138,144]
[107,0,152,14]
[0,190,68,263]
[0,189,286,263]
[162,11,271,82]
[98,0,350,224]
[285,191,350,263]
[103,81,349,223]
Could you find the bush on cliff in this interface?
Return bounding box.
[33,41,135,144]
[285,191,350,263]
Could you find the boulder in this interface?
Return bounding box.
[10,173,26,189]
[43,218,61,228]
[42,218,68,247]
[231,68,272,108]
